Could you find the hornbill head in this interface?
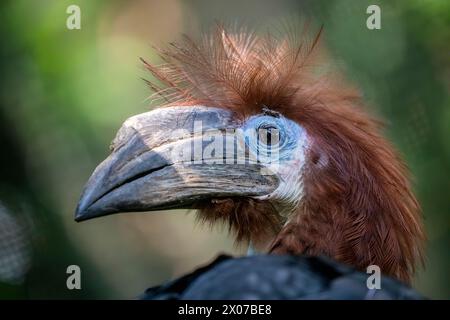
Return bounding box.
[76,26,425,284]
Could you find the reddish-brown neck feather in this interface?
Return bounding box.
[269,101,425,284]
[142,25,425,284]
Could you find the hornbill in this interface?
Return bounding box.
[75,26,425,299]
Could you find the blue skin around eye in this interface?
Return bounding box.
[242,115,305,162]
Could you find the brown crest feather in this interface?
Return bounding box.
[141,25,425,284]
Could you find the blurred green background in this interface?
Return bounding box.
[0,0,448,299]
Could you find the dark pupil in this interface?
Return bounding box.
[267,127,273,145]
[260,126,277,146]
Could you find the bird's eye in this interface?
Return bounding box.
[243,114,301,163]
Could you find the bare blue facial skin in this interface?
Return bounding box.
[243,114,306,163]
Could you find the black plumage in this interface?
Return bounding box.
[141,255,424,300]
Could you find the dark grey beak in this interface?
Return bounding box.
[75,106,279,222]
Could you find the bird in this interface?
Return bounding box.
[75,25,426,299]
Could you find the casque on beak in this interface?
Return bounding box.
[75,106,279,222]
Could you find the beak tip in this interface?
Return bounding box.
[74,198,93,222]
[74,195,115,222]
[74,206,87,222]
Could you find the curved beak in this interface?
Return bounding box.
[75,106,279,222]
